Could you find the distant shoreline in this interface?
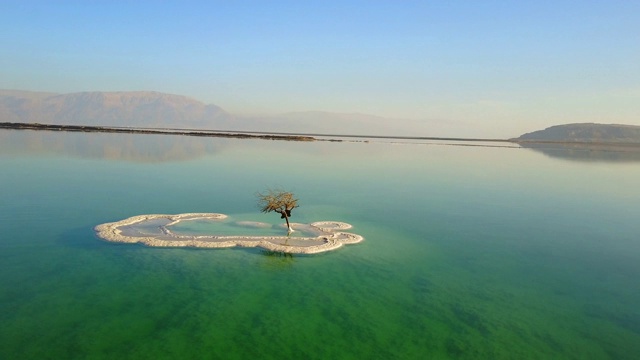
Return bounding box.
[2,121,640,147]
[0,121,513,144]
[0,121,511,143]
[0,122,316,142]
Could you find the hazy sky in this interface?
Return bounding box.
[1,1,639,137]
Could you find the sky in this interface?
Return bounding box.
[1,1,639,137]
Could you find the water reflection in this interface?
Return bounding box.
[0,128,444,163]
[5,128,640,164]
[260,250,296,270]
[0,129,232,162]
[262,250,295,259]
[520,142,640,162]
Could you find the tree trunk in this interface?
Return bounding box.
[284,214,293,232]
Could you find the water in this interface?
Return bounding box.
[1,130,639,359]
[165,217,322,238]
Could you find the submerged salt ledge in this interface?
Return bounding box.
[95,213,364,254]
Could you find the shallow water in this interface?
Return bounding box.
[1,130,639,359]
[166,217,321,238]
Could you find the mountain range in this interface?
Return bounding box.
[0,89,233,129]
[2,90,640,142]
[0,89,463,137]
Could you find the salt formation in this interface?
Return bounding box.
[95,213,363,254]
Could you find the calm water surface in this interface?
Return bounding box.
[1,130,639,359]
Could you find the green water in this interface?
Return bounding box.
[1,130,639,359]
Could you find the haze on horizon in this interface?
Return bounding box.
[1,1,639,138]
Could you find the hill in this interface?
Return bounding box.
[1,90,476,137]
[514,123,640,144]
[0,90,234,129]
[0,90,411,135]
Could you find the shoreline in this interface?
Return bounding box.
[4,121,639,147]
[2,121,509,143]
[0,122,316,142]
[95,213,364,254]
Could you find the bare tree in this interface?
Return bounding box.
[256,189,299,233]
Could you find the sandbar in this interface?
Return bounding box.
[95,213,364,254]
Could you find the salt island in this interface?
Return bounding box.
[95,213,364,254]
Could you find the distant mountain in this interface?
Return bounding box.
[0,90,414,135]
[515,123,640,144]
[235,111,410,136]
[0,89,471,137]
[0,90,234,129]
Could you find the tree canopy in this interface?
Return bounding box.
[256,189,299,232]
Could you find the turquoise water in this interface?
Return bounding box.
[1,130,639,359]
[166,218,321,238]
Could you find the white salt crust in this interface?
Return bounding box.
[95,213,363,254]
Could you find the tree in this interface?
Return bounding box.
[256,189,299,233]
